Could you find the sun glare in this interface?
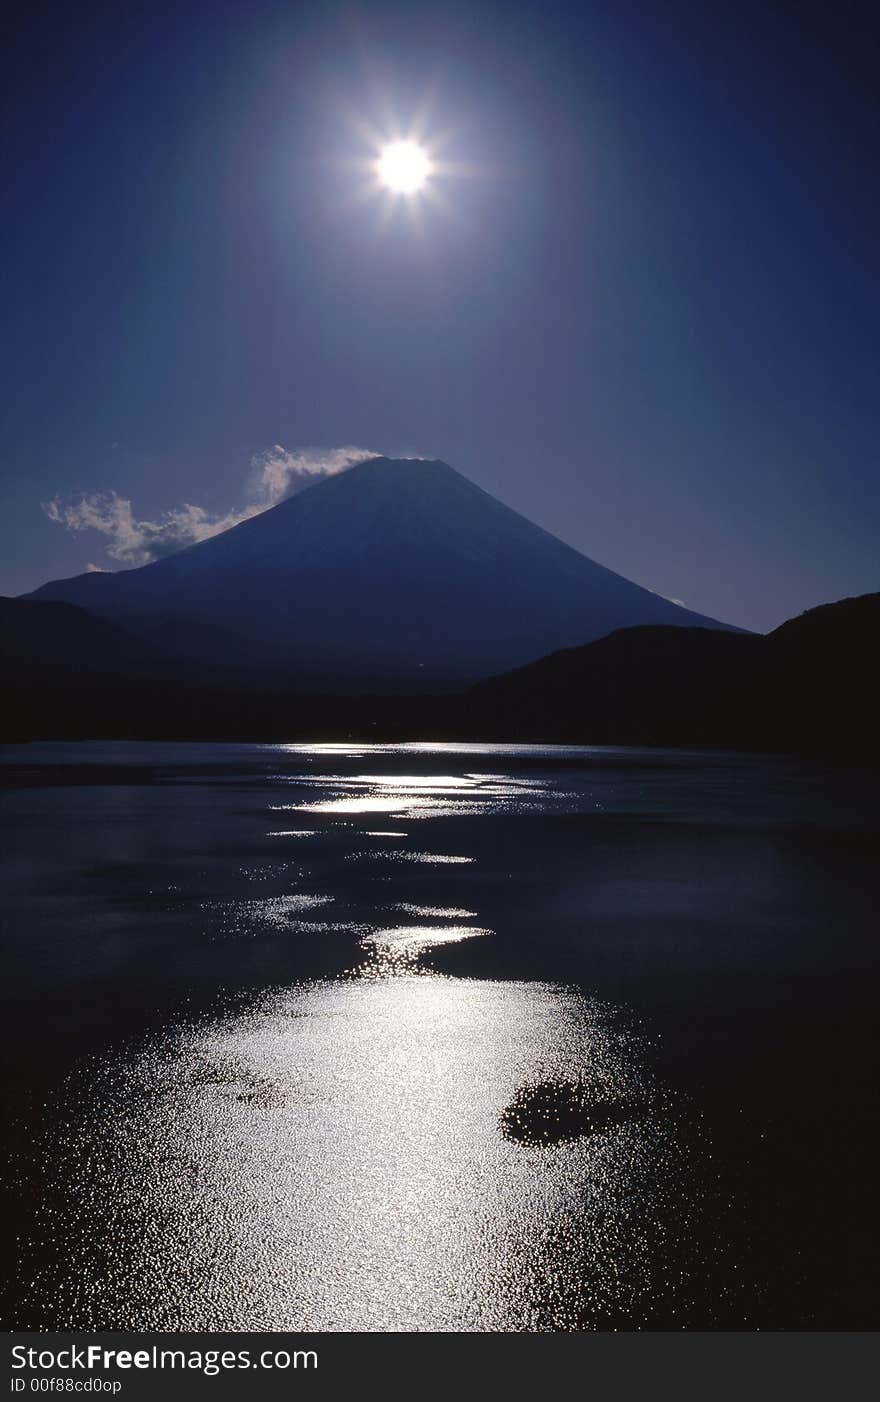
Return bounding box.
[377,140,432,194]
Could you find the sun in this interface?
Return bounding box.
[376,140,433,194]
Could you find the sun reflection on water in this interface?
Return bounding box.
[31,975,704,1332]
[267,768,549,820]
[16,742,729,1332]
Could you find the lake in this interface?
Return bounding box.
[1,741,877,1330]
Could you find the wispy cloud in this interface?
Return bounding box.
[43,445,379,567]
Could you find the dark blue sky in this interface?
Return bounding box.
[3,0,877,629]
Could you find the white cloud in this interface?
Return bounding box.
[43,445,380,568]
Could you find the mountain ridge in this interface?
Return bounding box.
[2,591,876,758]
[466,592,879,757]
[26,456,738,689]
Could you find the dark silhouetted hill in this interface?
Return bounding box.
[466,625,766,748]
[465,593,879,760]
[763,593,880,757]
[0,597,145,678]
[3,585,875,763]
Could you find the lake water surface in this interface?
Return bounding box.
[1,741,877,1330]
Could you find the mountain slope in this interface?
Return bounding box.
[3,591,875,756]
[26,456,736,689]
[764,593,880,755]
[468,625,765,748]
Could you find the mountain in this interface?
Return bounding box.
[466,593,880,759]
[3,589,876,758]
[0,597,146,679]
[764,593,880,756]
[467,625,764,748]
[25,456,735,690]
[0,596,153,742]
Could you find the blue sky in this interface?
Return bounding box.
[2,0,877,630]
